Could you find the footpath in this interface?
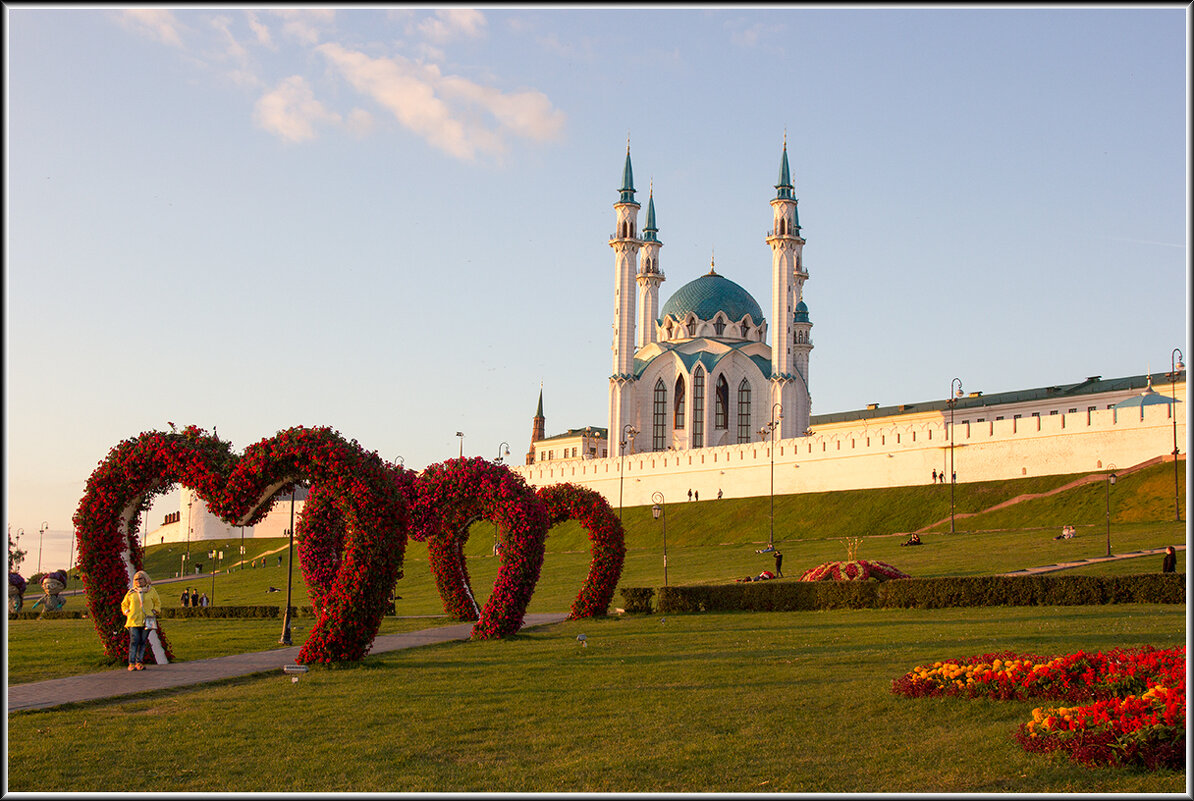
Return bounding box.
[998,545,1181,577]
[7,613,568,713]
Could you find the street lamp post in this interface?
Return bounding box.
[38,521,48,575]
[456,432,464,459]
[208,549,222,606]
[619,424,638,522]
[1171,348,1184,522]
[764,404,783,548]
[495,441,510,464]
[651,491,668,587]
[280,488,297,646]
[1105,464,1117,558]
[949,378,963,533]
[186,495,193,555]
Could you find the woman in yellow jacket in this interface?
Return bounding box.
[120,570,161,671]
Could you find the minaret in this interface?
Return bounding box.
[609,144,642,452]
[635,183,665,349]
[525,386,545,465]
[766,135,811,438]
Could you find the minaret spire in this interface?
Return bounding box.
[619,139,636,203]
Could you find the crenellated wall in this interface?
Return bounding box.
[513,386,1186,509]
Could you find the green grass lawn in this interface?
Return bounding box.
[6,605,1184,793]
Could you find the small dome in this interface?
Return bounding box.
[659,271,765,326]
[794,300,810,323]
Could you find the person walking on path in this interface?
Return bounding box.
[190,588,198,608]
[1162,546,1177,573]
[180,588,189,608]
[120,571,161,671]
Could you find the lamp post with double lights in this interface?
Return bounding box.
[949,378,963,533]
[1171,348,1184,522]
[651,491,668,587]
[758,404,783,548]
[280,487,297,646]
[495,442,510,464]
[1105,464,1117,558]
[37,521,47,575]
[208,548,223,605]
[619,424,639,521]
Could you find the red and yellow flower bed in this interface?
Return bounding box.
[799,560,910,581]
[892,645,1185,770]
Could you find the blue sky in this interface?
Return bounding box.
[5,7,1187,572]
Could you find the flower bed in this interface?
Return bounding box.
[892,645,1185,770]
[799,560,910,582]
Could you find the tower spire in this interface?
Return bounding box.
[619,140,636,203]
[643,180,658,242]
[775,135,795,200]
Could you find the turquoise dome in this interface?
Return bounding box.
[659,271,765,325]
[794,300,810,322]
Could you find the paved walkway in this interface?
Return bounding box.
[999,545,1182,577]
[8,613,568,712]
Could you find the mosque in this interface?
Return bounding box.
[528,140,813,464]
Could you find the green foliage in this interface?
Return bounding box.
[646,574,1185,614]
[619,587,655,613]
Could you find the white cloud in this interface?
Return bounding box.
[246,11,275,49]
[117,9,186,48]
[317,43,564,161]
[269,9,336,46]
[253,75,341,143]
[416,9,487,44]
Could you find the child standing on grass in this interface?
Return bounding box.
[120,570,161,671]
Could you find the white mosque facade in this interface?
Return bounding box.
[607,143,813,457]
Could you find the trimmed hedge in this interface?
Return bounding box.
[619,587,655,614]
[623,573,1186,614]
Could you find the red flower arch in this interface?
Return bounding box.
[74,426,407,665]
[410,457,549,639]
[536,483,625,619]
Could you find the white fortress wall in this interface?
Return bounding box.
[513,394,1186,510]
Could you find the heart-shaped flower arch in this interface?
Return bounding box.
[409,457,549,639]
[535,483,626,620]
[73,425,407,665]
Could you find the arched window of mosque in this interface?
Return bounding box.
[715,375,729,430]
[693,367,705,448]
[653,379,667,452]
[674,376,686,429]
[714,317,725,336]
[737,379,752,443]
[665,320,673,340]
